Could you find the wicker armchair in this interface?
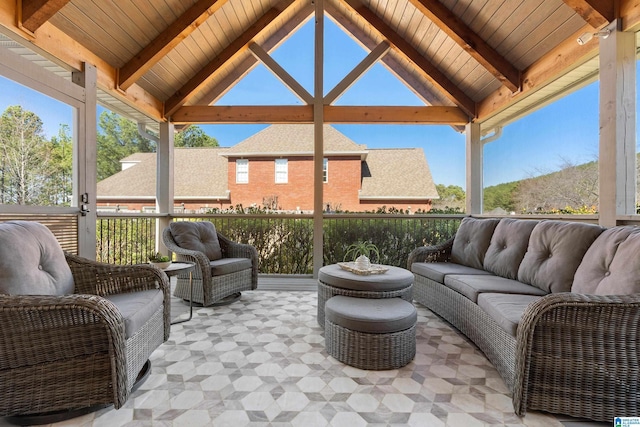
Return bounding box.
[0,221,170,421]
[163,221,258,306]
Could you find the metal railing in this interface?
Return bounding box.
[95,213,465,273]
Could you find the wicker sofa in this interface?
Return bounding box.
[408,217,640,422]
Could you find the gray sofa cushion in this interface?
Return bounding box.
[210,257,252,276]
[573,226,640,295]
[325,295,417,334]
[517,221,604,293]
[477,293,543,337]
[411,262,491,284]
[0,221,74,295]
[451,217,500,269]
[444,274,547,303]
[484,218,539,280]
[104,289,164,339]
[169,221,222,261]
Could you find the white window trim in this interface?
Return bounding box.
[323,158,328,183]
[275,158,288,183]
[236,159,249,183]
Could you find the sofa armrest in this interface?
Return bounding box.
[513,292,640,419]
[407,236,455,269]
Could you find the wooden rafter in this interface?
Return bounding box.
[117,0,228,91]
[477,24,598,122]
[340,0,476,117]
[171,105,468,124]
[325,1,445,107]
[196,4,314,105]
[164,0,298,117]
[19,0,69,33]
[408,0,520,92]
[562,0,613,28]
[248,42,313,104]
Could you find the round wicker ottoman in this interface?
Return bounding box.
[317,264,413,328]
[324,296,417,370]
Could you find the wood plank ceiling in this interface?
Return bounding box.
[0,0,626,129]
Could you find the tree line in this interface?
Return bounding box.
[0,106,218,206]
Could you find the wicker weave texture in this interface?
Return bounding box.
[317,281,413,328]
[325,320,416,370]
[163,224,258,306]
[0,254,171,417]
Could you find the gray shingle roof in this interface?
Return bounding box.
[97,147,230,199]
[223,124,367,156]
[97,125,437,201]
[360,148,438,199]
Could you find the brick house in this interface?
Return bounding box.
[97,124,438,213]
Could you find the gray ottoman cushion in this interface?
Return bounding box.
[318,264,413,292]
[325,296,417,334]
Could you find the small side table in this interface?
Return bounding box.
[163,262,195,325]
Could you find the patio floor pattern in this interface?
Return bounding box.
[2,290,609,427]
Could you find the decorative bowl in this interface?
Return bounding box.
[149,261,171,269]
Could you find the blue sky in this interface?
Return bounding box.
[0,17,617,189]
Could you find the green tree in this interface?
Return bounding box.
[97,111,154,180]
[432,184,465,211]
[484,181,518,212]
[0,105,48,204]
[42,124,73,206]
[174,126,218,148]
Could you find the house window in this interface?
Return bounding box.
[236,159,248,183]
[275,159,288,183]
[323,158,328,183]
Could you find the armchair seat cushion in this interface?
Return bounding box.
[210,258,252,276]
[103,289,164,338]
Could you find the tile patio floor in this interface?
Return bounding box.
[1,286,610,427]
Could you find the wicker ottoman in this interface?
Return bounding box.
[317,264,413,328]
[324,296,417,370]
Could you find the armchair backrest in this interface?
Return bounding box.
[168,221,222,260]
[0,221,74,295]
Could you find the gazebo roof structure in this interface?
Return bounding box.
[0,0,629,131]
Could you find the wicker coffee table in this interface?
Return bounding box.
[317,263,413,328]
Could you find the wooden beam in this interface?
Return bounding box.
[196,4,314,105]
[171,105,468,124]
[620,0,640,32]
[325,2,444,106]
[407,0,520,92]
[118,0,228,90]
[477,24,598,122]
[248,42,313,104]
[19,0,69,34]
[340,0,476,117]
[561,0,613,29]
[172,105,313,123]
[324,105,468,124]
[0,1,164,120]
[164,0,297,117]
[324,41,390,105]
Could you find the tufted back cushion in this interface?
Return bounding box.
[573,226,640,295]
[450,217,500,269]
[517,221,604,293]
[0,221,74,295]
[483,218,539,280]
[169,221,222,261]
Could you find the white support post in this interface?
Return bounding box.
[313,0,324,278]
[599,19,636,227]
[157,121,174,254]
[72,63,97,259]
[465,122,482,214]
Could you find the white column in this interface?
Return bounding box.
[465,122,482,214]
[599,19,636,227]
[157,121,174,254]
[313,0,324,278]
[72,63,97,259]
